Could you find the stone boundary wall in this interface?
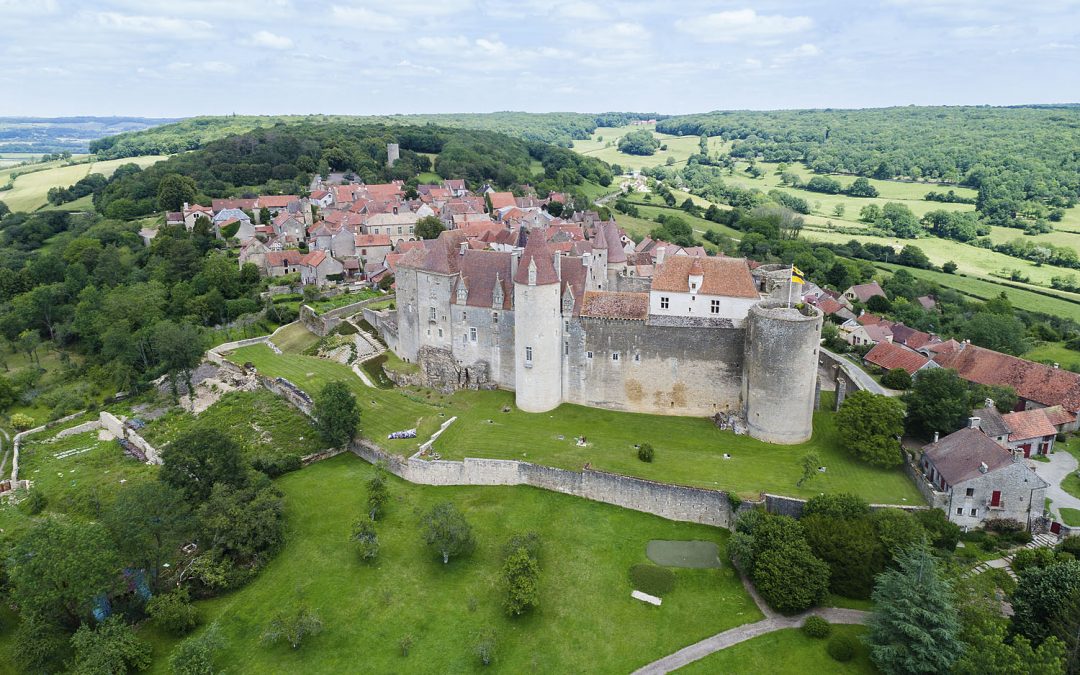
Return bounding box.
[99,412,162,465]
[9,410,88,487]
[258,375,314,416]
[207,335,271,364]
[301,296,390,337]
[760,492,929,519]
[902,459,950,510]
[818,350,862,401]
[351,440,736,529]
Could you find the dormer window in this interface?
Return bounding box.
[528,260,537,286]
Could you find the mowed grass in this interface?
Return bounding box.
[0,155,167,212]
[1059,508,1080,527]
[142,455,762,674]
[675,625,875,674]
[1025,342,1080,370]
[873,263,1080,322]
[987,225,1080,251]
[229,345,923,504]
[573,124,730,171]
[271,321,321,353]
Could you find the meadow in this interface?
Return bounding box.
[572,124,730,171]
[141,454,762,673]
[227,344,924,504]
[0,154,167,212]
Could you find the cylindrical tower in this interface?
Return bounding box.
[513,234,563,413]
[743,300,823,444]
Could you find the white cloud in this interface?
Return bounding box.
[330,6,401,31]
[675,9,812,44]
[475,38,508,56]
[415,36,470,52]
[249,30,293,49]
[568,22,650,52]
[950,24,1005,39]
[771,43,822,67]
[92,11,212,35]
[397,59,441,74]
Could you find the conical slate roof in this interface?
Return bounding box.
[513,230,559,285]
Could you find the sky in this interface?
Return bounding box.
[2,0,1079,117]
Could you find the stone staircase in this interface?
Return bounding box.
[965,532,1059,580]
[348,320,386,363]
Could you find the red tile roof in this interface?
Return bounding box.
[1001,408,1057,442]
[267,250,303,266]
[580,291,649,320]
[487,191,516,210]
[864,341,930,375]
[857,312,883,326]
[862,323,894,343]
[847,281,886,302]
[355,234,392,247]
[259,195,298,208]
[934,343,1080,412]
[651,256,758,298]
[452,250,513,309]
[1042,406,1076,428]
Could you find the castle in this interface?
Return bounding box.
[387,225,823,444]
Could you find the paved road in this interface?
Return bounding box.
[1033,450,1080,519]
[820,347,899,397]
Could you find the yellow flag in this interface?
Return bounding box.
[791,265,805,285]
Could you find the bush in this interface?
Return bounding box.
[250,453,302,478]
[881,368,913,390]
[10,412,34,430]
[827,633,858,662]
[169,628,224,675]
[1058,536,1080,558]
[802,616,832,639]
[984,518,1024,534]
[629,564,675,596]
[147,589,199,636]
[18,489,47,515]
[352,519,379,562]
[637,443,654,463]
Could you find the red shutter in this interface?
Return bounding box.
[991,490,1001,507]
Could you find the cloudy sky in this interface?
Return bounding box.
[2,0,1078,117]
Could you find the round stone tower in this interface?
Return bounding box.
[513,233,563,413]
[743,299,823,444]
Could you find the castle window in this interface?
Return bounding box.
[525,346,533,366]
[462,312,466,320]
[612,352,620,361]
[970,508,977,517]
[564,341,569,355]
[710,299,720,314]
[493,312,499,324]
[965,488,974,497]
[691,282,697,290]
[438,328,443,338]
[586,351,593,359]
[660,296,670,310]
[469,327,477,342]
[956,508,963,515]
[634,353,640,363]
[429,307,436,320]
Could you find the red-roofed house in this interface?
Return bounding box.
[844,281,886,304]
[355,233,393,266]
[863,341,935,376]
[487,191,516,211]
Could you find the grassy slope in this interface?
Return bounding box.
[143,454,762,673]
[1,155,167,212]
[1025,342,1080,370]
[675,625,875,674]
[572,124,729,171]
[271,322,321,354]
[228,345,924,504]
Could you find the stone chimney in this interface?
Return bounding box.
[510,249,521,282]
[555,250,562,282]
[459,241,468,256]
[969,416,981,430]
[1054,363,1060,369]
[933,431,940,443]
[985,398,994,410]
[656,246,666,265]
[979,461,989,474]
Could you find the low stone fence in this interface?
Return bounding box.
[301,295,391,337]
[259,375,314,416]
[207,335,271,364]
[351,440,736,529]
[99,412,161,465]
[9,410,88,487]
[759,492,929,519]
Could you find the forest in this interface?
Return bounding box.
[656,106,1080,228]
[95,123,613,220]
[88,112,661,159]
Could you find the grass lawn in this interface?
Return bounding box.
[0,155,167,212]
[873,263,1080,323]
[139,390,325,464]
[271,321,320,354]
[1059,507,1080,527]
[572,124,730,171]
[1025,342,1080,371]
[675,624,876,674]
[142,454,762,673]
[823,594,875,612]
[626,194,743,240]
[228,345,924,504]
[307,289,383,314]
[1061,472,1080,502]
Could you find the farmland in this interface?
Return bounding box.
[0,154,167,212]
[573,124,730,171]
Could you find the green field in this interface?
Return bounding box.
[1059,508,1080,527]
[873,263,1080,322]
[271,322,321,353]
[0,155,167,212]
[573,124,730,171]
[626,194,743,241]
[141,454,761,673]
[675,625,875,674]
[228,345,923,504]
[1025,342,1080,370]
[307,289,384,315]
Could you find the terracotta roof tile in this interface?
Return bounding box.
[847,281,886,302]
[488,192,516,210]
[651,256,758,298]
[934,343,1080,411]
[864,341,930,375]
[514,232,559,286]
[452,250,513,309]
[1001,408,1057,441]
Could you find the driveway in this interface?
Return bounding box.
[1032,450,1080,520]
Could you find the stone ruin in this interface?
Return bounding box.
[417,346,496,394]
[713,411,747,435]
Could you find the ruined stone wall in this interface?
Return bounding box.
[100,412,162,464]
[563,317,745,416]
[609,273,651,293]
[301,296,391,337]
[447,305,516,389]
[351,439,735,528]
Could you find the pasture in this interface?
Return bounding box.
[0,154,167,212]
[572,124,729,171]
[141,454,761,673]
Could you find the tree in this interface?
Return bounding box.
[544,200,564,217]
[847,177,879,198]
[69,617,153,675]
[833,204,845,217]
[422,502,476,564]
[169,628,224,675]
[160,427,248,502]
[753,542,830,613]
[942,260,958,274]
[903,368,971,439]
[157,174,197,211]
[798,451,821,487]
[313,380,359,447]
[352,519,379,562]
[871,509,927,558]
[152,320,205,401]
[198,481,284,565]
[965,312,1029,355]
[104,482,193,591]
[147,589,199,636]
[835,391,905,466]
[618,130,660,156]
[10,518,119,628]
[912,508,960,552]
[473,627,497,666]
[1012,560,1080,645]
[802,514,886,599]
[503,543,540,616]
[867,548,962,675]
[262,604,323,650]
[415,215,446,240]
[803,493,871,519]
[17,328,40,365]
[366,464,389,520]
[0,200,9,219]
[881,368,913,390]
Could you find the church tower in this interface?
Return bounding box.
[513,233,563,413]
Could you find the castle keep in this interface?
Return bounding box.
[390,226,823,444]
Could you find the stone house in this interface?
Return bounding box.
[920,423,1048,530]
[843,280,886,304]
[863,340,936,375]
[298,250,344,286]
[355,233,392,267]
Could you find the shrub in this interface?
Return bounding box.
[881,368,913,390]
[827,633,858,662]
[18,489,47,515]
[352,520,379,562]
[984,518,1024,534]
[399,633,414,657]
[637,443,654,463]
[10,412,34,430]
[1058,536,1080,558]
[503,545,540,616]
[250,453,302,478]
[169,628,224,675]
[629,564,675,596]
[473,628,497,667]
[262,604,323,650]
[147,589,199,636]
[802,616,832,639]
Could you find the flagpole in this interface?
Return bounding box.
[788,264,794,309]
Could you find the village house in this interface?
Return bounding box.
[298,250,344,286]
[354,233,393,267]
[919,422,1048,530]
[843,280,886,304]
[863,340,936,375]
